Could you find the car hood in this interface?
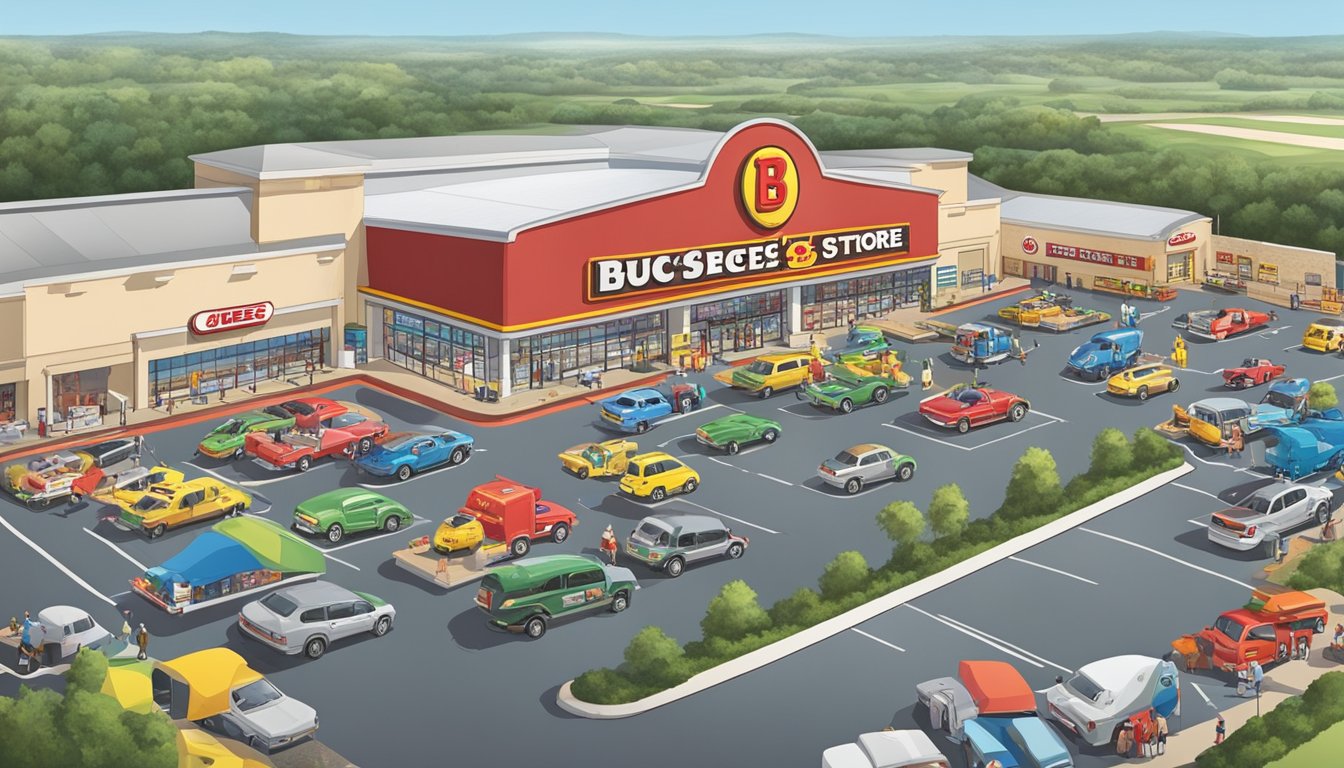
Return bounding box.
[731,368,768,388]
[243,697,318,738]
[697,421,742,441]
[1068,344,1101,367]
[810,380,854,396]
[602,564,638,586]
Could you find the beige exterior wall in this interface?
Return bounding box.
[999,220,1213,292]
[0,296,23,368]
[1209,235,1337,308]
[931,199,1002,307]
[908,163,969,205]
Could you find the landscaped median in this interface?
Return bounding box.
[559,427,1191,718]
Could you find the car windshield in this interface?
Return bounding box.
[132,496,167,512]
[745,360,773,374]
[1190,405,1219,424]
[231,679,284,712]
[1213,615,1245,643]
[383,435,420,451]
[215,419,245,435]
[832,451,859,466]
[1242,494,1272,514]
[448,514,475,528]
[613,397,638,408]
[635,521,671,546]
[625,464,644,477]
[1261,391,1298,410]
[261,592,299,617]
[1066,671,1107,702]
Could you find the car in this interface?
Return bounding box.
[312,401,390,454]
[1207,481,1334,553]
[919,385,1030,433]
[830,336,899,366]
[3,450,93,507]
[597,384,704,433]
[818,443,917,495]
[721,352,815,398]
[473,553,639,639]
[197,406,298,460]
[1106,363,1180,400]
[81,438,139,468]
[114,477,253,539]
[800,364,897,413]
[1302,318,1344,353]
[1045,655,1180,748]
[31,606,118,666]
[695,413,781,454]
[557,438,639,479]
[624,514,748,577]
[98,464,186,511]
[1175,307,1271,341]
[275,397,345,427]
[822,730,950,768]
[238,581,396,660]
[354,430,474,481]
[619,452,700,501]
[432,511,486,554]
[291,488,411,544]
[1222,358,1286,389]
[1172,397,1256,447]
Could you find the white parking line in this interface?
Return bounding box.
[0,513,115,606]
[933,611,1074,673]
[777,405,829,420]
[1187,517,1208,527]
[1190,682,1216,708]
[1172,482,1222,502]
[1007,556,1098,586]
[1080,527,1255,589]
[1176,367,1225,376]
[905,605,1044,669]
[322,552,361,570]
[1256,325,1292,338]
[852,628,905,652]
[1170,441,1245,473]
[659,403,738,425]
[708,456,747,472]
[1318,373,1344,384]
[1027,408,1069,423]
[677,499,779,535]
[757,473,794,487]
[657,434,695,448]
[187,460,337,487]
[884,420,1060,452]
[1139,307,1171,321]
[83,527,148,572]
[1282,344,1301,351]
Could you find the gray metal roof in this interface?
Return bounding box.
[969,173,1207,240]
[0,188,343,294]
[823,148,974,166]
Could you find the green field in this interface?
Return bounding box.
[1106,123,1344,167]
[1266,718,1344,768]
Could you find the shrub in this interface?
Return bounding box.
[999,447,1062,519]
[622,626,691,689]
[1132,427,1177,470]
[769,587,825,628]
[1287,540,1344,594]
[1088,428,1133,478]
[818,551,871,602]
[700,580,770,642]
[1196,672,1344,768]
[65,647,109,694]
[570,668,647,705]
[928,483,969,538]
[1309,381,1338,411]
[877,500,926,544]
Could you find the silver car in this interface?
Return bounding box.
[817,443,917,495]
[624,514,749,577]
[1207,481,1334,552]
[239,581,396,660]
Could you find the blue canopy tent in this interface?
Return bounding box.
[148,531,265,586]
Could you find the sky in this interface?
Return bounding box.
[3,0,1340,37]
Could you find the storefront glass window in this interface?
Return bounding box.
[0,382,17,423]
[800,267,929,331]
[690,292,785,355]
[512,311,665,389]
[381,308,488,393]
[148,329,329,404]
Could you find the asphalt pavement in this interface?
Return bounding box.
[2,282,1342,768]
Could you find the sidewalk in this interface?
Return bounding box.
[1146,588,1344,768]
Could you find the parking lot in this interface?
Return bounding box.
[3,283,1343,768]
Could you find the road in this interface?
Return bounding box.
[1,283,1341,768]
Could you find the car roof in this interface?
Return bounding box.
[38,605,92,625]
[273,580,358,605]
[1191,397,1251,412]
[492,554,604,591]
[619,388,664,399]
[645,513,722,533]
[301,487,386,505]
[632,451,676,463]
[1076,655,1161,692]
[855,730,946,768]
[844,443,889,455]
[758,352,813,363]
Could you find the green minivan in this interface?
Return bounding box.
[474,554,639,639]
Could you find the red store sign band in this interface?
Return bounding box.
[189,301,275,335]
[1044,243,1150,272]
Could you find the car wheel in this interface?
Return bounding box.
[727,542,744,559]
[1098,366,1110,381]
[1138,386,1149,401]
[762,428,779,443]
[551,523,569,544]
[1316,617,1326,634]
[1278,642,1290,662]
[873,387,890,405]
[373,616,392,637]
[726,441,740,455]
[231,503,246,517]
[149,523,167,539]
[1317,502,1331,524]
[636,421,649,434]
[682,478,698,494]
[232,447,245,460]
[450,447,466,465]
[523,616,547,639]
[759,386,773,399]
[897,463,914,481]
[1009,402,1027,422]
[396,465,413,482]
[326,524,344,544]
[577,467,589,480]
[1168,379,1180,393]
[679,397,693,413]
[1298,637,1310,659]
[610,591,629,613]
[665,557,685,578]
[304,637,326,660]
[511,537,531,558]
[844,477,862,495]
[359,437,373,454]
[956,418,970,434]
[297,456,312,472]
[383,515,402,533]
[650,487,667,502]
[839,398,854,414]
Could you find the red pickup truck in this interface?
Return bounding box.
[461,476,578,558]
[1175,589,1328,673]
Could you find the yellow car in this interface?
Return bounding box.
[1107,363,1181,400]
[557,438,638,479]
[113,477,253,538]
[618,451,700,502]
[433,512,485,553]
[1172,398,1252,447]
[1302,318,1344,352]
[714,352,815,398]
[100,465,186,509]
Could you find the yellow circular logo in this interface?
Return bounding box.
[740,147,798,230]
[783,238,817,270]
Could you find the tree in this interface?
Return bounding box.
[769,587,825,628]
[700,580,771,642]
[1088,428,1133,478]
[1132,427,1176,470]
[928,483,970,538]
[999,447,1062,519]
[877,500,926,544]
[818,551,871,601]
[65,646,108,694]
[622,626,689,689]
[1310,382,1338,411]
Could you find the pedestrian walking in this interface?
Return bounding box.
[119,610,132,642]
[1214,715,1226,745]
[135,623,149,661]
[1065,272,1072,289]
[599,525,618,565]
[18,610,38,663]
[1119,300,1131,330]
[1274,532,1289,564]
[1251,660,1264,696]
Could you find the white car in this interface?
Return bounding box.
[1045,655,1180,747]
[1206,481,1334,552]
[822,730,949,768]
[33,605,132,666]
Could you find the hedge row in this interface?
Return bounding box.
[1195,672,1344,768]
[571,427,1183,704]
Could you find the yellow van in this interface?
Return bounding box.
[1302,318,1344,353]
[1172,398,1252,447]
[715,352,815,398]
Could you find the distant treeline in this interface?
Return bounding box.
[0,36,1341,257]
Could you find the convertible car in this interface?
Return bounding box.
[197,405,298,459]
[1222,358,1286,390]
[558,438,639,479]
[354,430,474,481]
[918,385,1030,433]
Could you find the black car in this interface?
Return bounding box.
[81,438,138,468]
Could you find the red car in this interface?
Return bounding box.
[1222,358,1286,389]
[1180,308,1272,341]
[918,385,1031,433]
[1178,588,1327,674]
[246,400,390,471]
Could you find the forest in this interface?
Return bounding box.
[0,33,1342,257]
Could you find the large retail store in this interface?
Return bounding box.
[0,118,1336,421]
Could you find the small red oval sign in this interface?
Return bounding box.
[1168,231,1196,247]
[1022,237,1039,255]
[189,302,275,336]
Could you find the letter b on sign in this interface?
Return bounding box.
[741,147,798,230]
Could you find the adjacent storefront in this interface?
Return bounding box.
[512,311,665,389]
[147,329,331,403]
[1001,222,1213,300]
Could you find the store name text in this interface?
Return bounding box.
[1045,243,1148,272]
[189,302,275,335]
[588,225,910,300]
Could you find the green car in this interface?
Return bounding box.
[695,413,782,455]
[292,488,411,544]
[473,554,639,639]
[196,405,296,460]
[799,365,896,413]
[830,339,904,366]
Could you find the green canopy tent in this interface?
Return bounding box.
[213,516,327,576]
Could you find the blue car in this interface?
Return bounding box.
[597,384,704,433]
[965,715,1073,768]
[354,430,474,481]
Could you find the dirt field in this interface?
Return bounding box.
[1146,123,1344,151]
[1083,112,1344,125]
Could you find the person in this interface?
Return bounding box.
[599,525,618,565]
[1214,715,1226,745]
[1331,623,1344,652]
[1274,532,1289,564]
[1132,713,1153,757]
[19,611,38,663]
[136,623,149,661]
[1227,423,1244,459]
[1251,660,1264,696]
[809,357,826,385]
[1322,506,1338,541]
[1115,721,1134,757]
[1120,300,1131,330]
[1065,272,1072,289]
[1153,708,1168,756]
[119,610,132,642]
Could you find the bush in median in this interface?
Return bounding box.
[1195,671,1344,768]
[570,428,1183,705]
